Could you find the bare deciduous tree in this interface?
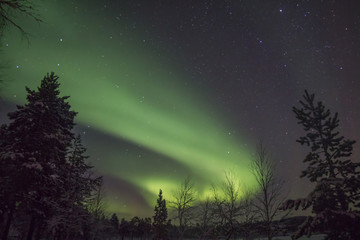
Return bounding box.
[250,142,288,240]
[212,171,243,240]
[195,197,217,240]
[239,187,256,240]
[0,0,42,37]
[169,176,196,240]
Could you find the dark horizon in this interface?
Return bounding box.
[1,0,359,222]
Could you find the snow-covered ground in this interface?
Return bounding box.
[255,234,326,240]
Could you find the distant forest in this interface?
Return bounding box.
[1,1,359,240]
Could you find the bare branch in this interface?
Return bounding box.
[0,0,42,39]
[250,141,288,239]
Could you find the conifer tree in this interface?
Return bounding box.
[0,73,99,240]
[110,213,119,234]
[0,72,77,240]
[282,90,360,240]
[48,135,100,239]
[119,218,130,240]
[152,189,170,240]
[65,134,101,208]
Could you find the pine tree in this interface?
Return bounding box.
[282,90,360,240]
[0,73,77,240]
[0,124,14,240]
[119,218,130,240]
[0,73,100,240]
[47,135,100,239]
[110,213,119,234]
[65,134,101,209]
[152,189,170,240]
[139,217,152,239]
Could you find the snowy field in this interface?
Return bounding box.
[115,236,326,240]
[254,235,326,240]
[190,235,327,240]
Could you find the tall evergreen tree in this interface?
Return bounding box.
[0,72,76,240]
[282,90,360,240]
[119,218,130,240]
[48,135,100,239]
[152,189,170,240]
[0,73,99,240]
[110,213,119,235]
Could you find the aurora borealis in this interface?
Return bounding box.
[1,0,360,218]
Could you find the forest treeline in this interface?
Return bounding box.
[0,73,359,240]
[0,3,359,239]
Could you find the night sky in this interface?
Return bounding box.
[1,0,360,219]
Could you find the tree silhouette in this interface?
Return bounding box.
[110,213,119,235]
[87,181,106,240]
[212,172,243,240]
[0,1,43,91]
[0,0,41,38]
[129,216,140,239]
[238,186,256,240]
[251,142,286,240]
[139,217,152,240]
[47,135,100,239]
[195,197,217,239]
[282,90,360,240]
[0,73,100,240]
[152,189,170,240]
[119,218,132,240]
[169,176,196,240]
[0,73,76,240]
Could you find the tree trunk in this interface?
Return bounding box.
[225,228,233,240]
[267,225,272,240]
[34,221,44,240]
[0,211,4,233]
[267,221,273,240]
[26,214,37,240]
[1,203,15,240]
[65,229,70,240]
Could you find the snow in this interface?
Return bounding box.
[254,234,326,240]
[22,162,43,171]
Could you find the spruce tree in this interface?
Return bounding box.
[48,135,100,238]
[119,218,130,239]
[282,90,360,240]
[152,189,170,240]
[65,134,100,208]
[0,73,99,240]
[110,213,119,234]
[0,72,77,240]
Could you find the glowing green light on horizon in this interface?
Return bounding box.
[0,1,258,217]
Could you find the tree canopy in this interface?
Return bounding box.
[282,90,360,240]
[0,73,100,240]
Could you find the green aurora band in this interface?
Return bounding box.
[1,1,257,217]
